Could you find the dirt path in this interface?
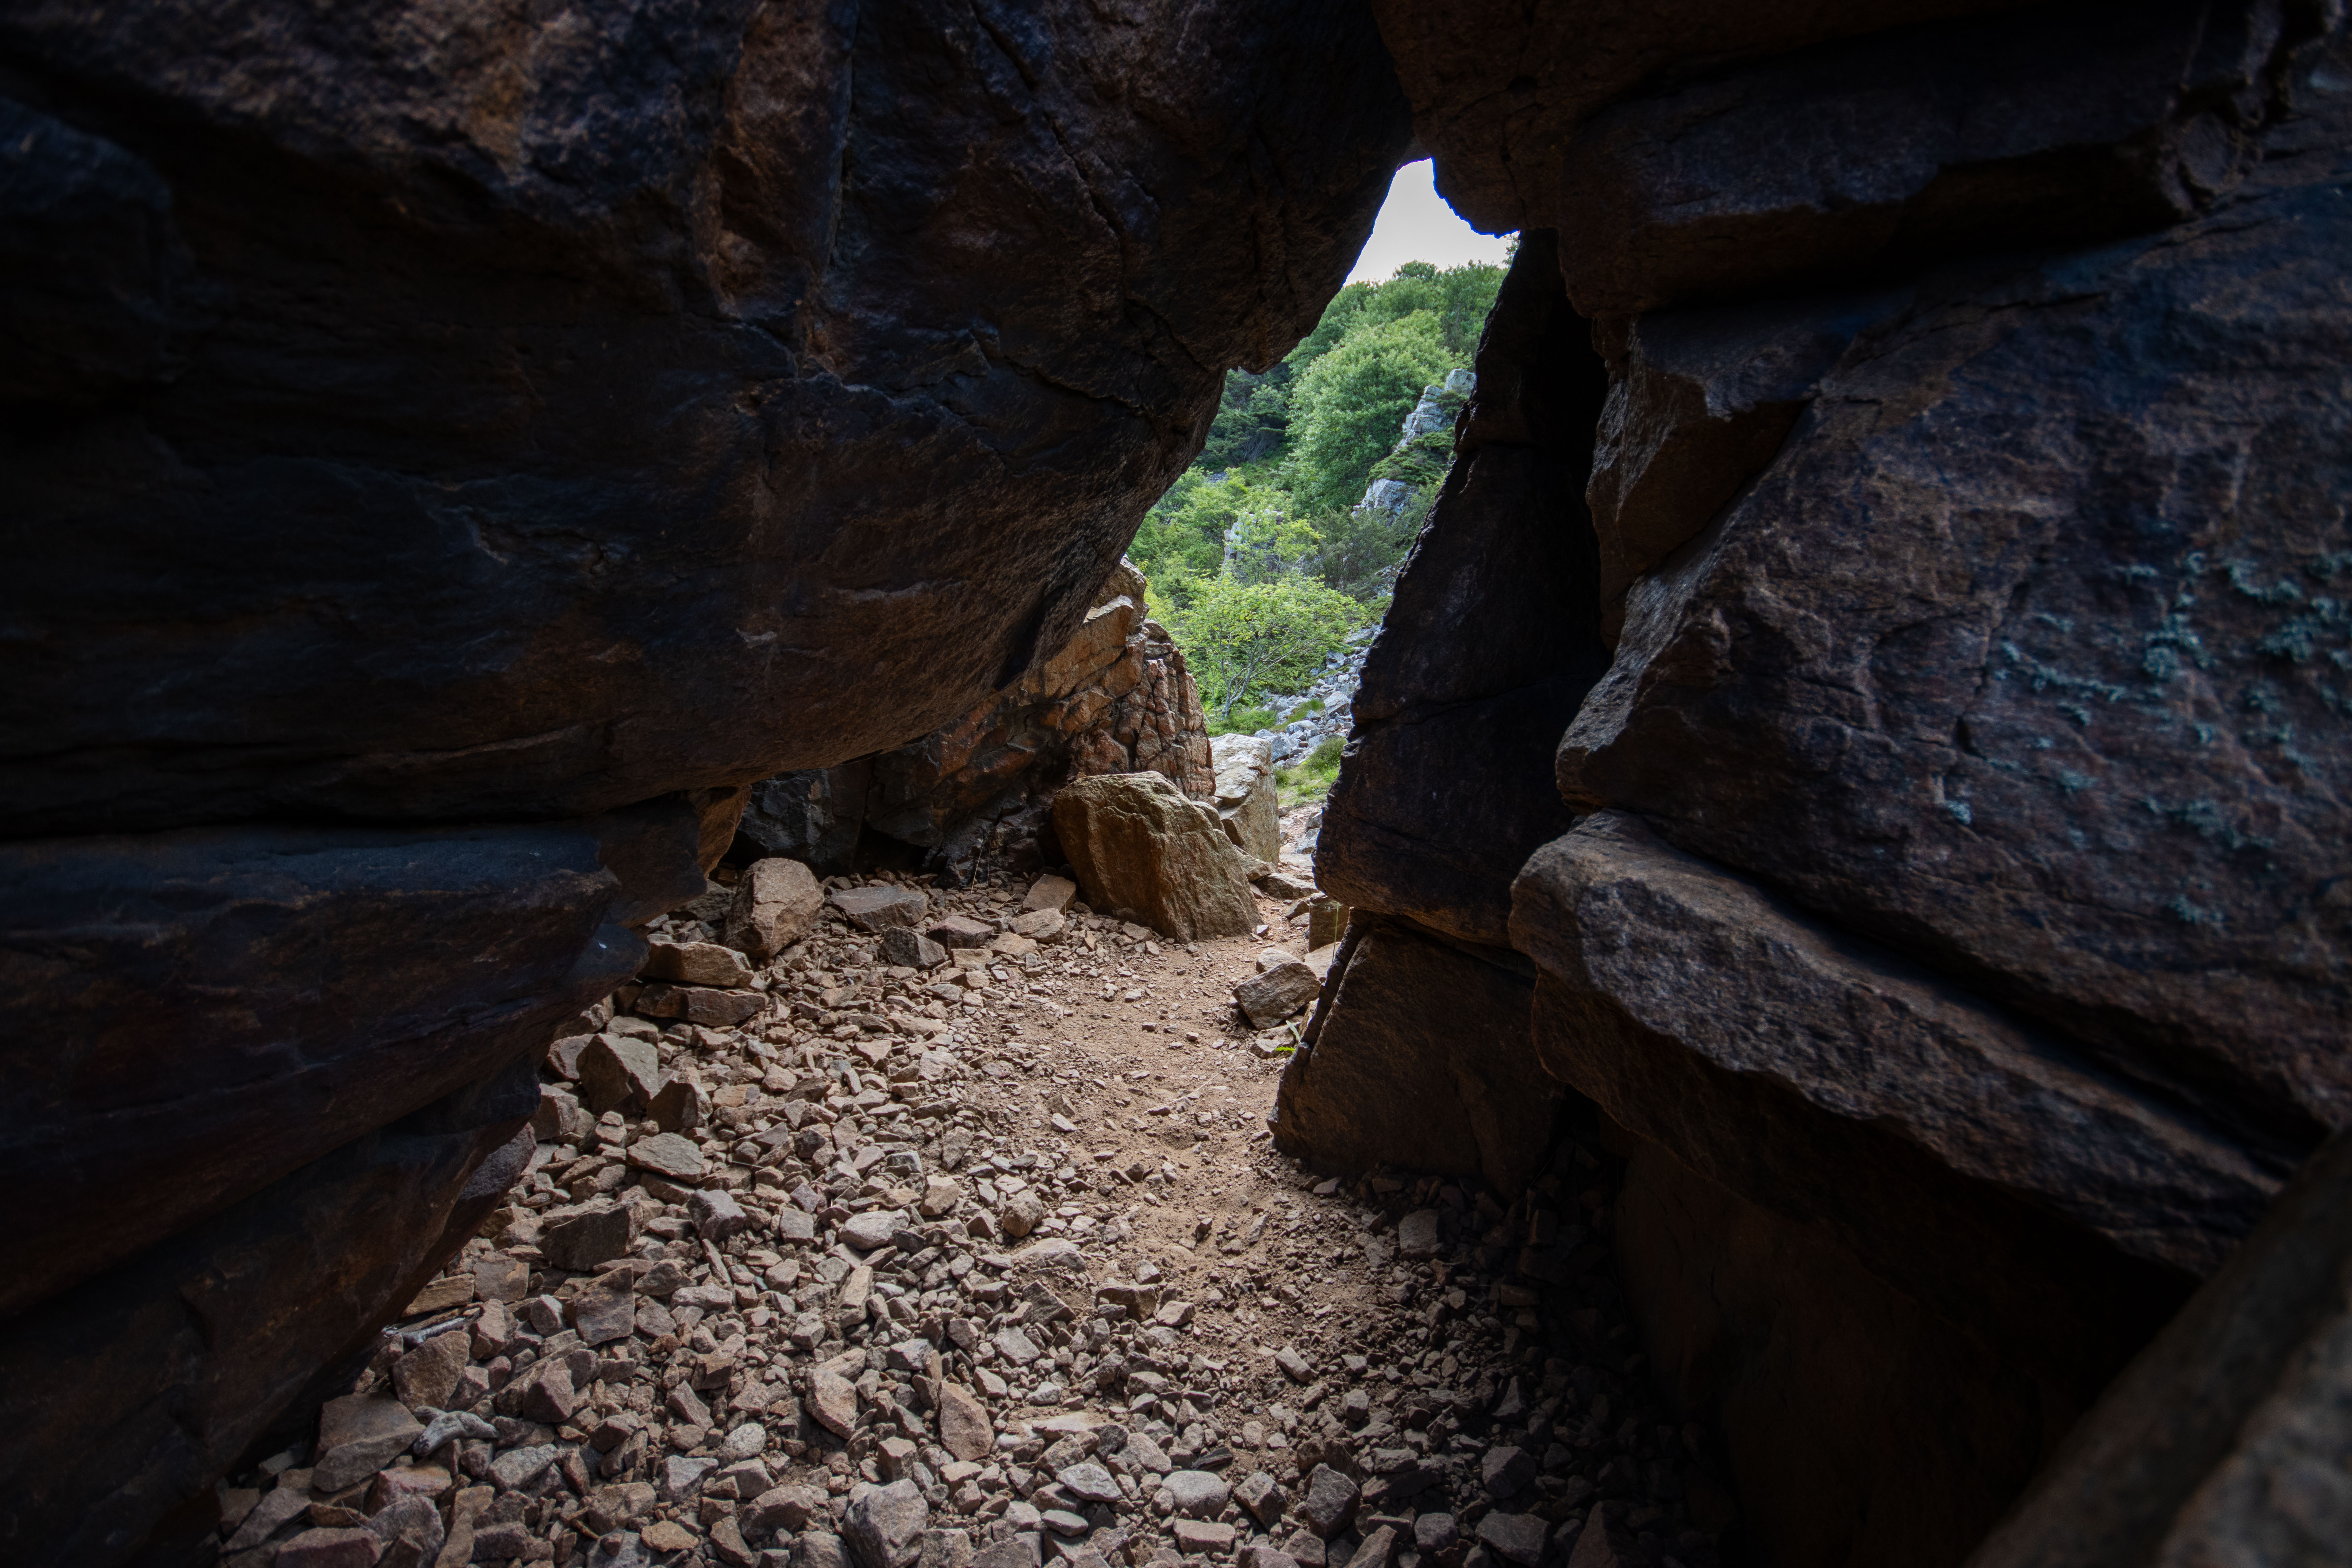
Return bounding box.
[207,872,1729,1568]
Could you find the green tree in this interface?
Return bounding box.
[1286,311,1451,512]
[1172,574,1364,718]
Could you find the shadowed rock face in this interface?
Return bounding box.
[0,4,1411,1560]
[0,0,1407,833]
[1279,4,2352,1564]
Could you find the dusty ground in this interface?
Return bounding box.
[207,867,1731,1568]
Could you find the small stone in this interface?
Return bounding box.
[844,1478,931,1568]
[918,1175,964,1218]
[1473,1514,1547,1568]
[643,940,756,987]
[570,1271,639,1347]
[927,914,996,948]
[643,1519,701,1553]
[1233,962,1319,1029]
[1480,1446,1536,1500]
[403,1275,474,1317]
[842,1209,908,1250]
[937,1382,995,1462]
[1161,1470,1229,1519]
[883,926,950,969]
[1275,1348,1314,1383]
[1395,1211,1441,1258]
[830,885,930,932]
[1299,1466,1359,1539]
[1022,875,1077,912]
[629,1132,708,1183]
[1413,1516,1457,1557]
[390,1329,469,1412]
[1172,1521,1236,1555]
[692,1187,752,1242]
[992,1326,1043,1366]
[489,1443,561,1492]
[809,1368,860,1437]
[313,1396,424,1493]
[542,1206,636,1272]
[1235,1472,1284,1526]
[1056,1462,1122,1504]
[721,1422,769,1462]
[724,858,826,960]
[663,1455,718,1501]
[1040,1510,1090,1538]
[1008,908,1063,939]
[579,1033,667,1116]
[1343,1527,1398,1568]
[999,1193,1046,1238]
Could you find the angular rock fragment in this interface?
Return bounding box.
[882,927,948,969]
[643,940,756,988]
[578,1034,665,1117]
[830,886,930,933]
[1235,960,1320,1029]
[726,859,825,961]
[844,1478,930,1568]
[541,1206,635,1273]
[627,1133,707,1185]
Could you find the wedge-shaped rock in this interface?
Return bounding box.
[1511,811,2277,1339]
[725,859,824,961]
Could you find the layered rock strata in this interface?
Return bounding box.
[0,3,1411,1561]
[739,564,1215,882]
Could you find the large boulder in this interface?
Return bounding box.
[0,2,1413,1560]
[1316,234,1611,949]
[1275,917,1559,1196]
[1209,733,1281,864]
[1051,773,1258,941]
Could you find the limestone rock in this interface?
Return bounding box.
[1209,734,1281,864]
[724,860,824,962]
[1051,773,1257,942]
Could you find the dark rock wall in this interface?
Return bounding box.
[739,563,1216,882]
[1284,2,2352,1564]
[0,3,1412,1560]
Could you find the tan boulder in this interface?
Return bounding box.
[722,857,823,960]
[1209,734,1281,863]
[1050,772,1256,942]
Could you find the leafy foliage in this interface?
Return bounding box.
[1287,312,1453,513]
[1129,256,1505,719]
[1172,574,1367,718]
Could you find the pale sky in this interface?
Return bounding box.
[1345,159,1516,285]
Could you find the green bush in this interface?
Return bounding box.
[1286,312,1453,513]
[1172,574,1366,719]
[1207,706,1278,736]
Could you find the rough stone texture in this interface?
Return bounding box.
[642,939,756,988]
[0,1052,536,1565]
[1557,119,2352,1163]
[1551,0,2269,318]
[723,858,825,962]
[1371,0,2040,235]
[1965,1128,2352,1568]
[1233,959,1321,1030]
[0,3,1410,1556]
[741,566,1217,883]
[1051,773,1257,942]
[1275,918,1561,1197]
[843,1479,930,1568]
[1209,734,1281,864]
[1317,233,1611,949]
[1513,813,2276,1287]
